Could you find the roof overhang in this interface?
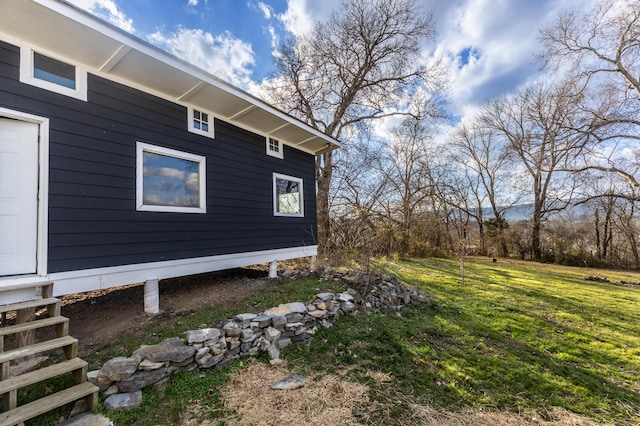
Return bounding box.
[0,0,340,155]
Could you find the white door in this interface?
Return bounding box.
[0,118,39,275]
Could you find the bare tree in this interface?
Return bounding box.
[380,118,438,255]
[480,80,590,260]
[328,138,389,258]
[449,123,517,256]
[612,198,640,269]
[264,0,442,257]
[540,0,640,201]
[594,196,616,262]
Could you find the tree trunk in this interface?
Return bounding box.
[476,219,486,256]
[595,208,602,259]
[499,234,508,257]
[316,152,333,260]
[603,198,614,261]
[531,203,542,261]
[630,233,640,270]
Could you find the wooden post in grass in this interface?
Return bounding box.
[460,225,467,285]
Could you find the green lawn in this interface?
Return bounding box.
[25,258,640,425]
[284,258,640,424]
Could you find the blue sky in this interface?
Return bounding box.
[67,0,598,135]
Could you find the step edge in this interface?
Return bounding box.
[0,336,77,364]
[0,316,69,337]
[0,381,98,424]
[0,297,61,313]
[0,358,87,394]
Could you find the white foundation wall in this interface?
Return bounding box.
[0,246,317,303]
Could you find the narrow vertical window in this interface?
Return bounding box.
[266,137,283,159]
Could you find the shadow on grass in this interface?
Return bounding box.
[282,258,640,425]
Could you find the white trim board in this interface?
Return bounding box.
[0,246,317,298]
[0,0,340,156]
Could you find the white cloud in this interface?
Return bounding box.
[427,0,600,121]
[256,1,273,20]
[188,0,199,6]
[279,0,314,37]
[66,0,134,33]
[147,27,255,88]
[185,173,200,195]
[278,0,338,37]
[144,166,185,180]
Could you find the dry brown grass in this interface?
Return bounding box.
[217,359,368,425]
[179,359,602,426]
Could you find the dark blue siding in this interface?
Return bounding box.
[0,41,317,273]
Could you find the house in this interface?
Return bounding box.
[0,0,339,312]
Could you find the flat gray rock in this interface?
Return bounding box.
[336,293,354,302]
[264,302,307,317]
[58,413,114,426]
[117,368,168,392]
[104,390,143,411]
[267,344,280,360]
[185,328,221,344]
[100,357,140,381]
[264,326,281,342]
[135,337,196,363]
[316,292,335,301]
[271,375,305,390]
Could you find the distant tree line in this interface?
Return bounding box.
[266,0,639,269]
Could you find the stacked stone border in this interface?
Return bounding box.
[88,270,428,410]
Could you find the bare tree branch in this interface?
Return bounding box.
[263,0,444,257]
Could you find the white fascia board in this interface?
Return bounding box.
[32,0,340,155]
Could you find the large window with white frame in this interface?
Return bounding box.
[187,107,215,138]
[19,45,87,101]
[273,173,303,217]
[266,137,283,159]
[136,142,206,213]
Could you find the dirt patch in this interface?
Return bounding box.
[57,267,276,356]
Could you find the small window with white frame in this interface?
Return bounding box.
[273,173,303,217]
[19,45,87,101]
[136,142,206,213]
[187,107,214,138]
[266,137,283,159]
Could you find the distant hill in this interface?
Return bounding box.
[481,202,594,223]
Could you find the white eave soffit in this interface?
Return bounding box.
[1,0,339,156]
